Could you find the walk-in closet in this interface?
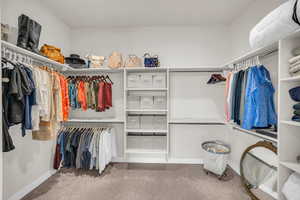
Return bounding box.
[1,0,300,200]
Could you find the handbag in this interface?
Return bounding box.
[86,55,105,68]
[124,54,142,68]
[144,53,160,68]
[108,52,123,69]
[40,44,65,64]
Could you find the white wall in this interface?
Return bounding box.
[1,0,71,200]
[229,0,283,59]
[1,0,71,55]
[70,25,232,66]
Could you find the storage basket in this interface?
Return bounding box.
[202,140,230,176]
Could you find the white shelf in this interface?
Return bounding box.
[126,129,168,133]
[1,40,73,71]
[280,75,300,82]
[222,42,278,68]
[231,125,278,143]
[64,67,124,73]
[125,148,167,154]
[169,118,225,124]
[64,119,124,123]
[281,161,300,174]
[125,67,168,72]
[126,88,168,91]
[126,109,168,113]
[280,120,300,127]
[168,66,224,72]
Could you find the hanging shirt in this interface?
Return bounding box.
[97,82,106,112]
[242,65,277,130]
[77,81,87,111]
[105,83,112,108]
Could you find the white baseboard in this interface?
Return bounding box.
[7,170,56,200]
[112,157,203,164]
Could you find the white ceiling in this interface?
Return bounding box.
[41,0,254,28]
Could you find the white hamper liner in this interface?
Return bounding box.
[202,141,231,176]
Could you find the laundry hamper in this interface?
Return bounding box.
[202,141,231,177]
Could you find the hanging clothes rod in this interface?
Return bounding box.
[1,40,71,71]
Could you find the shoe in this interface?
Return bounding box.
[17,14,30,49]
[27,19,42,55]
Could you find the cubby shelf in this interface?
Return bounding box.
[281,162,300,174]
[126,109,168,113]
[280,120,300,127]
[126,88,168,91]
[280,75,300,82]
[126,129,168,133]
[125,149,167,154]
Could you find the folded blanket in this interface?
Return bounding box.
[290,59,300,68]
[250,0,300,49]
[289,54,300,64]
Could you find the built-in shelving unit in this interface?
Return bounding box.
[124,67,169,160]
[278,30,300,200]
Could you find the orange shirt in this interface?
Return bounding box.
[59,75,70,121]
[77,81,87,111]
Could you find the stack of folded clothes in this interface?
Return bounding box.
[289,86,300,122]
[288,48,300,77]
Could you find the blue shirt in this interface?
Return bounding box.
[242,65,277,130]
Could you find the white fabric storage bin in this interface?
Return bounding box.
[153,74,166,88]
[140,74,153,88]
[140,116,153,129]
[127,116,140,129]
[153,96,166,109]
[202,141,230,176]
[127,74,140,88]
[140,96,153,109]
[153,116,166,130]
[127,95,140,109]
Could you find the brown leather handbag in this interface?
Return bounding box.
[40,44,65,64]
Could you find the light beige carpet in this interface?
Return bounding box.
[22,163,275,200]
